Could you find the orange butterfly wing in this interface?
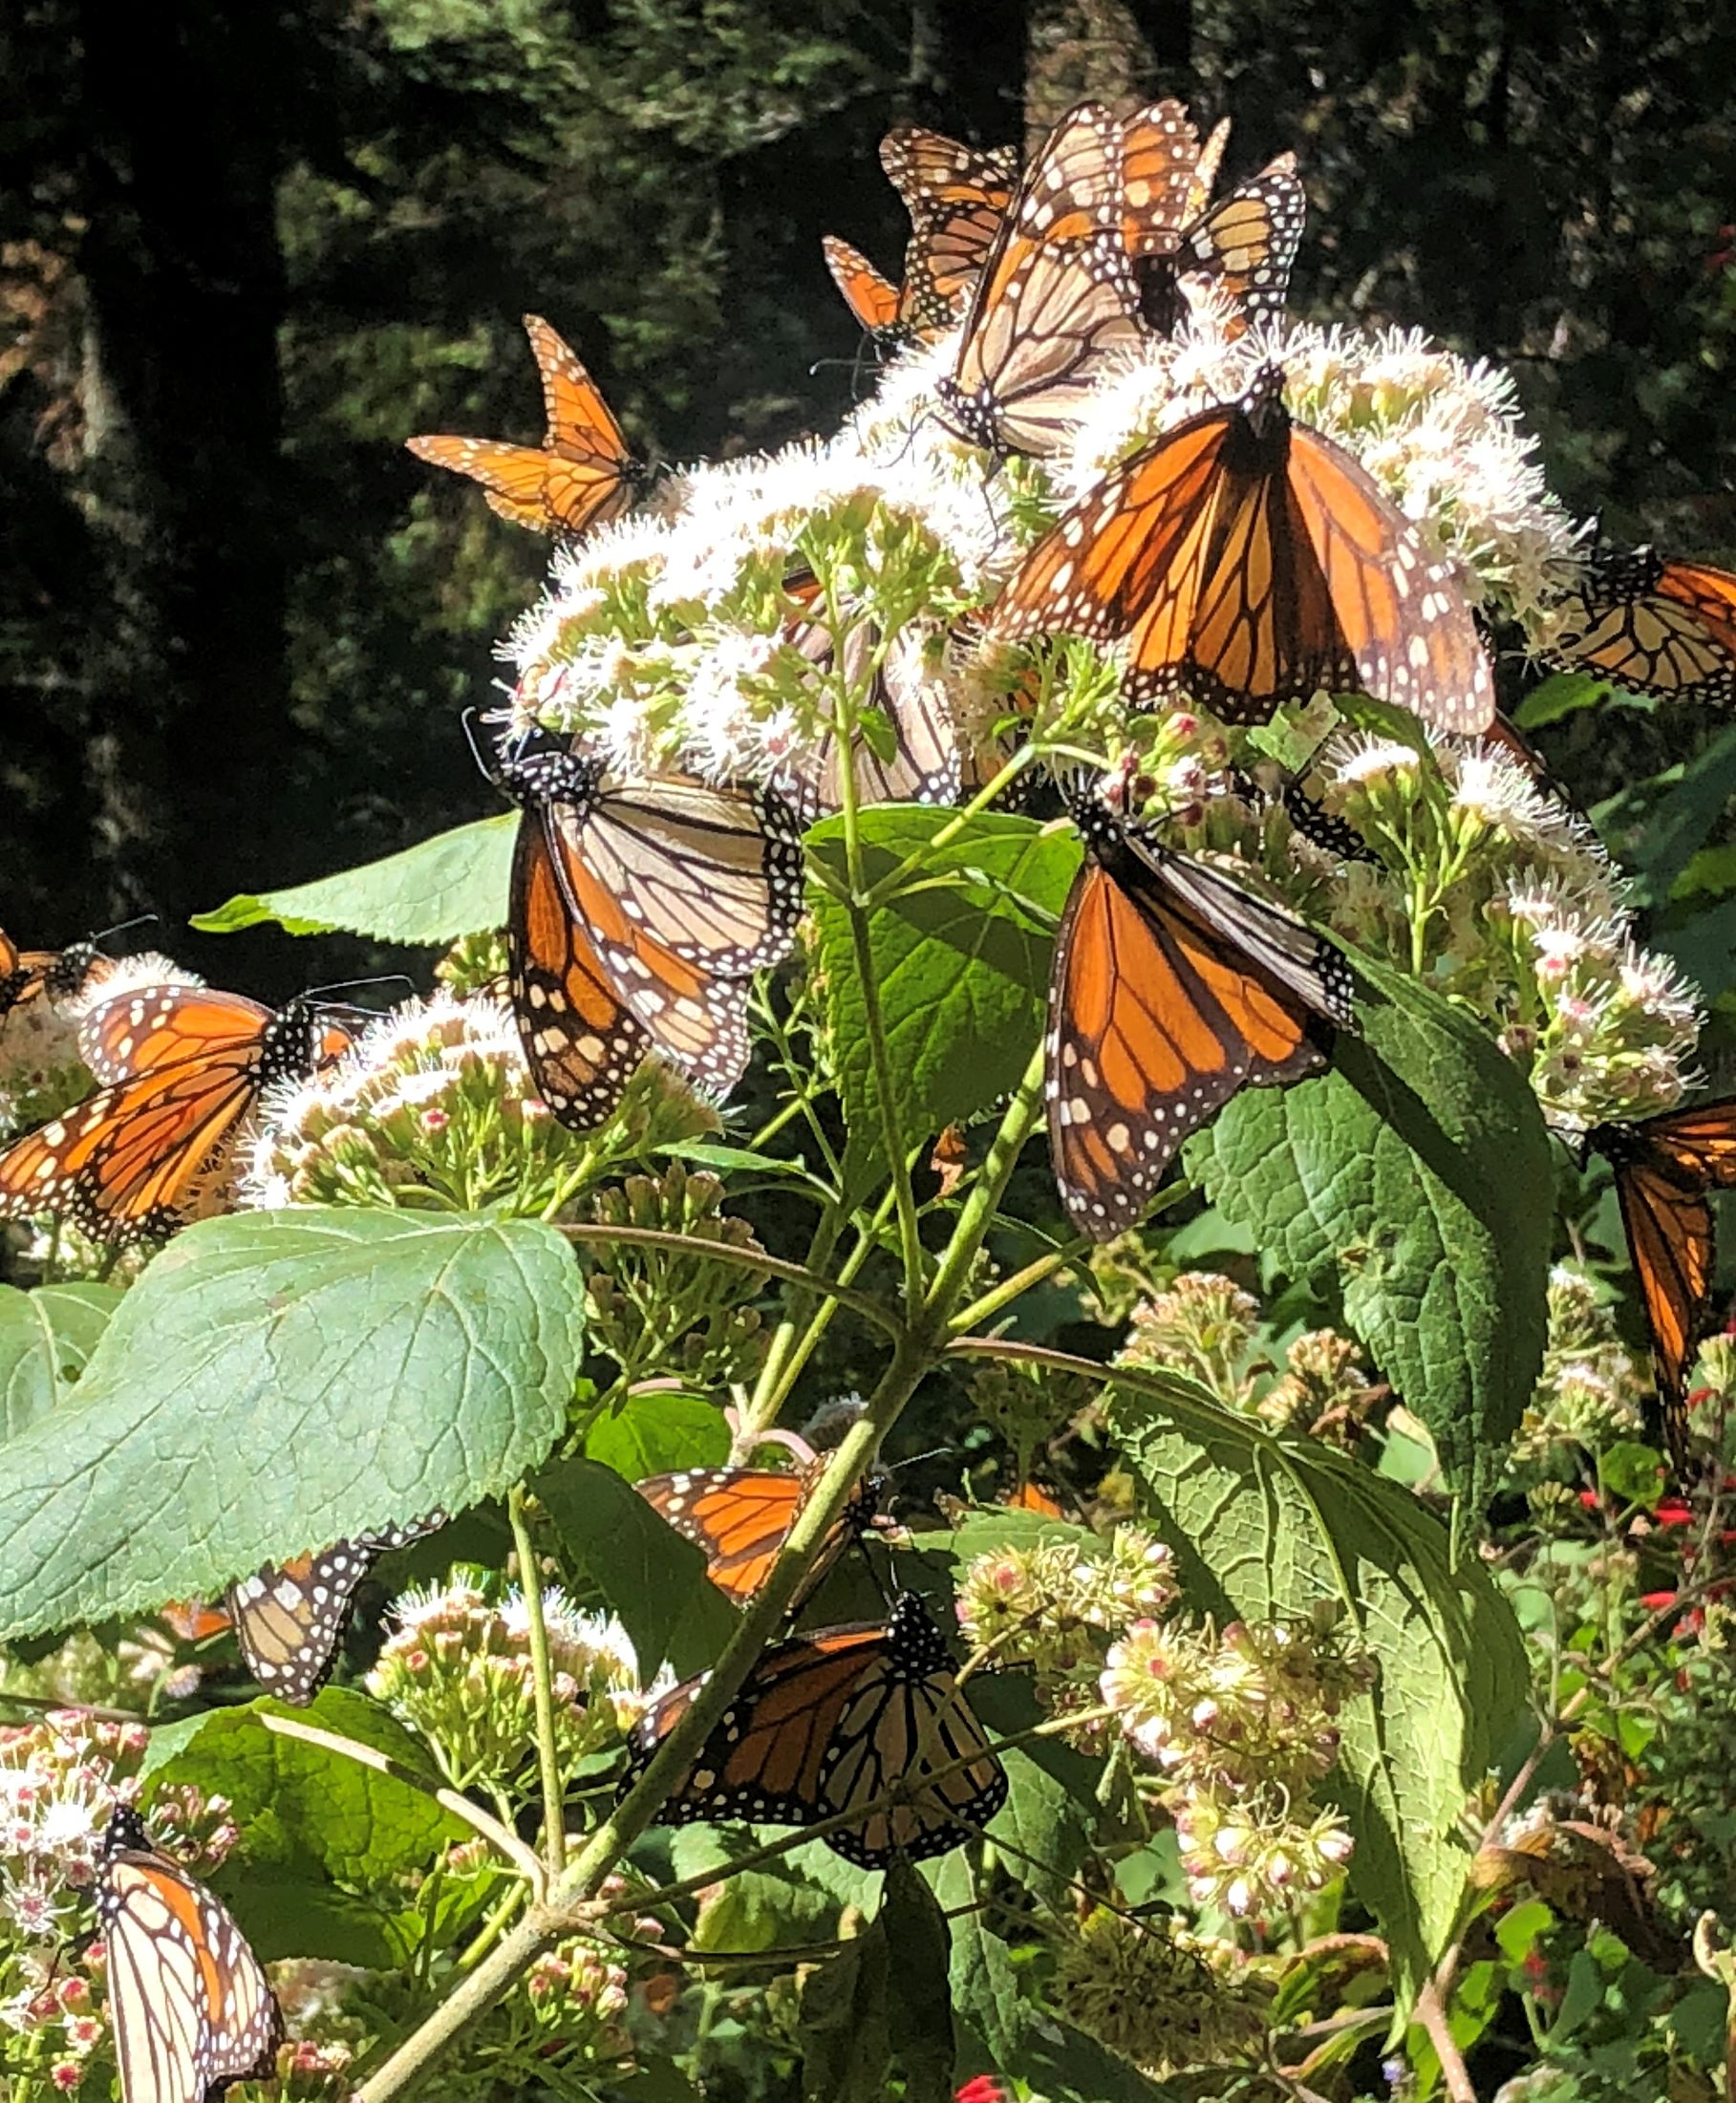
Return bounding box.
[1539,549,1736,703]
[1655,559,1736,655]
[507,802,649,1128]
[822,236,905,340]
[879,126,1018,332]
[406,314,640,538]
[636,1461,879,1606]
[78,985,273,1084]
[1047,806,1351,1238]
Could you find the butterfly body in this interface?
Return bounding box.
[407,314,645,540]
[1047,790,1353,1238]
[0,989,351,1241]
[621,1590,1006,1866]
[499,745,802,1127]
[98,1806,282,2103]
[991,363,1494,731]
[0,934,112,1019]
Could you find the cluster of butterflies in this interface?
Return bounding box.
[85,1431,998,2103]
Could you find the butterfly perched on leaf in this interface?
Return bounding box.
[97,1806,282,2103]
[620,1589,1006,1866]
[989,362,1495,732]
[821,236,910,354]
[0,986,353,1242]
[776,568,961,822]
[166,1518,445,1704]
[936,99,1159,458]
[1047,779,1354,1239]
[1537,547,1736,705]
[635,1456,886,1608]
[878,125,1018,336]
[499,743,804,1128]
[406,314,646,539]
[0,931,114,1019]
[1584,1099,1736,1470]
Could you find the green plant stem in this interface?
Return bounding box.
[858,743,1040,911]
[554,1221,904,1336]
[355,1044,1061,2100]
[507,1486,568,1878]
[948,1239,1084,1334]
[741,1205,845,1437]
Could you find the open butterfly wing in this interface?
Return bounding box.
[99,1810,282,2103]
[583,776,804,975]
[78,986,272,1085]
[508,805,649,1128]
[405,436,556,531]
[523,314,630,463]
[1286,419,1494,731]
[1655,559,1736,656]
[1047,822,1349,1238]
[636,1461,879,1606]
[624,1594,1005,1866]
[1542,552,1736,704]
[821,236,904,340]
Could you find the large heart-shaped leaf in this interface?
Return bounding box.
[1186,954,1551,1511]
[0,1207,583,1634]
[0,1282,122,1440]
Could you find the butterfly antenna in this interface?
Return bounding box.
[299,975,418,1010]
[87,912,160,949]
[461,707,508,786]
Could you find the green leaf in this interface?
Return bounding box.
[1512,671,1647,728]
[1105,1376,1528,1999]
[144,1688,466,1884]
[1186,954,1551,1512]
[883,1858,956,2103]
[806,808,1078,1189]
[1593,722,1736,910]
[0,1282,122,1439]
[582,1388,730,1479]
[937,1859,1182,2101]
[191,813,515,942]
[535,1455,737,1678]
[799,1909,892,2103]
[212,1871,419,1967]
[0,1207,583,1635]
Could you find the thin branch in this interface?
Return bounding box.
[1414,1980,1478,2103]
[259,1713,546,1891]
[507,1488,568,1878]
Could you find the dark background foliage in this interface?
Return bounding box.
[3,0,1733,997]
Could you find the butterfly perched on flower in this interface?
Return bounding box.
[821,236,910,354]
[635,1455,886,1608]
[1537,547,1736,705]
[620,1589,1006,1866]
[499,742,804,1128]
[406,314,646,539]
[878,125,1018,336]
[0,986,354,1242]
[1585,1099,1736,1470]
[165,1517,445,1704]
[1047,778,1354,1239]
[935,99,1158,459]
[97,1806,282,2103]
[0,931,113,1019]
[989,362,1494,732]
[775,567,961,822]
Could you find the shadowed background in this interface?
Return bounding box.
[3,0,1733,997]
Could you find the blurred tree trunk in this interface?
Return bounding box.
[1027,0,1168,132]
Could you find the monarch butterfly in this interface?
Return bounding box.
[935,101,1155,458]
[0,988,353,1242]
[620,1590,1007,1866]
[989,362,1494,733]
[97,1806,282,2103]
[406,314,646,539]
[1133,153,1306,338]
[1585,1100,1736,1470]
[777,572,961,821]
[0,933,112,1019]
[635,1457,886,1607]
[1537,547,1736,705]
[500,744,803,1127]
[1007,1480,1063,1517]
[229,1518,445,1703]
[821,236,910,354]
[878,126,1018,335]
[1048,782,1354,1238]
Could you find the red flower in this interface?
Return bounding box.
[956,2079,1009,2103]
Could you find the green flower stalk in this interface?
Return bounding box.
[366,1580,650,1798]
[1051,1907,1275,2076]
[242,991,715,1217]
[579,1161,768,1389]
